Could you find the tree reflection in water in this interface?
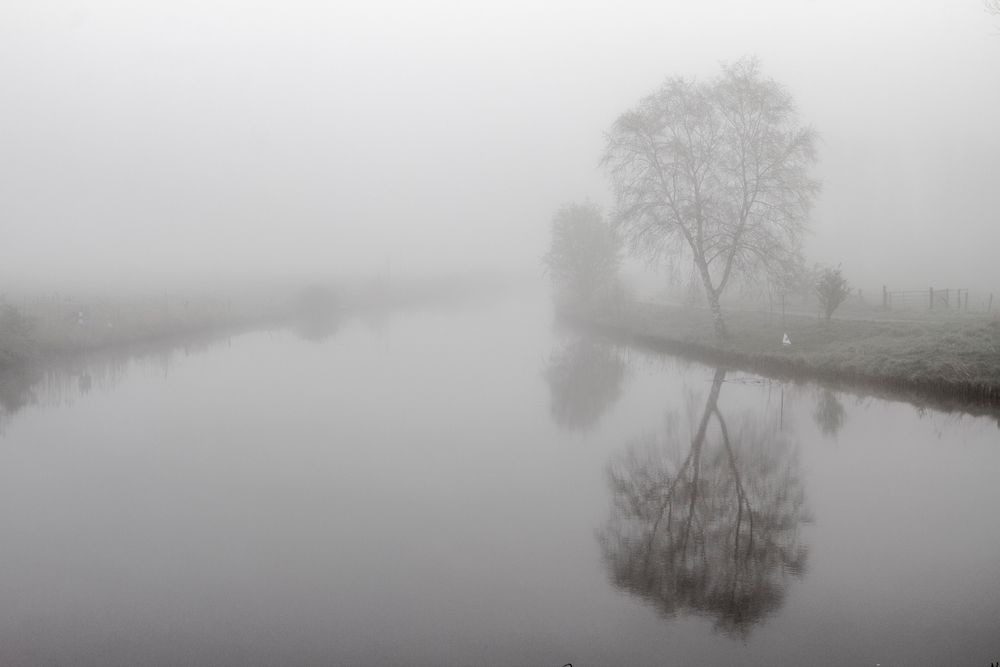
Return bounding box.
[813,389,846,438]
[544,336,626,433]
[600,368,809,638]
[294,312,342,343]
[0,333,227,435]
[0,363,38,432]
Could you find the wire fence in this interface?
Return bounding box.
[881,286,992,313]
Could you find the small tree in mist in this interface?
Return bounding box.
[602,57,819,339]
[543,202,623,309]
[752,256,811,312]
[814,266,851,321]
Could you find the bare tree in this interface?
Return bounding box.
[988,0,1000,14]
[815,265,851,321]
[543,201,623,309]
[602,58,819,339]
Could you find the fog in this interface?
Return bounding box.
[4,5,1000,663]
[2,0,998,293]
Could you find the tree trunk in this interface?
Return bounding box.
[706,289,728,340]
[693,258,728,341]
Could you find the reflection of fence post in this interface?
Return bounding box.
[929,287,934,310]
[883,285,888,310]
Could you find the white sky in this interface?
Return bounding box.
[1,0,998,294]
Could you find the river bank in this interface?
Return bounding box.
[0,271,516,366]
[570,300,1000,413]
[0,296,289,364]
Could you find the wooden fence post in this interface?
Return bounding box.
[929,287,934,310]
[883,285,888,310]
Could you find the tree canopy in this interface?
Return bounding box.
[543,201,622,308]
[814,265,851,321]
[602,58,819,338]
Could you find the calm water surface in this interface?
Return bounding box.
[1,295,998,666]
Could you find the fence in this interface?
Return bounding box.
[881,286,991,312]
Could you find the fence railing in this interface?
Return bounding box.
[881,286,990,312]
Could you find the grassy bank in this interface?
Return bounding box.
[572,301,1000,412]
[6,297,288,359]
[0,289,312,368]
[0,271,516,366]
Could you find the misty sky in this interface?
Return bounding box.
[2,0,998,294]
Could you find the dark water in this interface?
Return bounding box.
[1,295,998,666]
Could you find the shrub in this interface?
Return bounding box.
[815,266,851,321]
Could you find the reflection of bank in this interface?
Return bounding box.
[544,336,626,434]
[293,311,342,343]
[600,368,809,638]
[0,362,38,432]
[0,331,230,436]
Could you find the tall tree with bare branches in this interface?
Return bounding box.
[602,58,819,339]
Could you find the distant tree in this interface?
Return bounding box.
[602,57,819,339]
[297,284,340,314]
[815,266,851,321]
[988,0,1000,14]
[543,202,623,308]
[294,284,342,342]
[753,255,810,311]
[792,263,822,304]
